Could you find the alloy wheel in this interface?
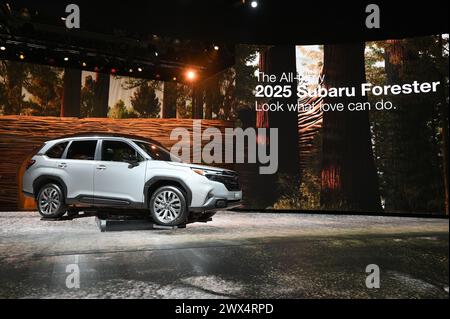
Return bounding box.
[38,186,61,216]
[153,190,182,223]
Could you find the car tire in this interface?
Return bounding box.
[37,183,67,218]
[149,185,187,226]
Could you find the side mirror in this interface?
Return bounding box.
[124,154,140,168]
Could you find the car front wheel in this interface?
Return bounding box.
[149,186,187,226]
[37,183,67,218]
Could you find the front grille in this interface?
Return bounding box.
[205,171,240,191]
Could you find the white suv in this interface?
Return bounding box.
[22,135,242,226]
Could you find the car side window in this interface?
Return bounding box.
[46,142,69,159]
[66,140,97,160]
[101,140,142,162]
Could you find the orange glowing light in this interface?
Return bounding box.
[186,69,197,81]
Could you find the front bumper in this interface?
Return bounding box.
[190,196,242,212]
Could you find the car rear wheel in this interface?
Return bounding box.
[149,186,187,226]
[37,183,67,218]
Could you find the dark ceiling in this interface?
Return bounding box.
[3,0,448,43]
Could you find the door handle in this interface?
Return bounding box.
[58,163,67,169]
[96,165,107,170]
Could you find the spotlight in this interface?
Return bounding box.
[64,57,69,61]
[19,53,25,60]
[129,68,133,73]
[250,1,258,8]
[155,51,158,57]
[138,67,143,72]
[213,45,219,51]
[186,69,197,81]
[173,76,177,81]
[82,62,87,67]
[110,68,117,74]
[0,46,5,51]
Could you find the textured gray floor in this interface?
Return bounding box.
[0,211,448,298]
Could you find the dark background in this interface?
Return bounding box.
[3,0,449,44]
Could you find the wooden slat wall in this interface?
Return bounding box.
[0,116,235,210]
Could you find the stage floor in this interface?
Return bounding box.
[0,211,448,298]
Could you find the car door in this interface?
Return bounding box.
[61,139,97,204]
[93,139,147,206]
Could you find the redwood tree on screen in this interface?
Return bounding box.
[60,68,81,117]
[320,43,382,212]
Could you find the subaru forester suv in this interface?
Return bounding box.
[22,135,242,226]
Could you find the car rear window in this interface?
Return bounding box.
[45,142,69,159]
[66,140,97,160]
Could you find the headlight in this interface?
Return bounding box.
[191,167,217,176]
[191,168,206,176]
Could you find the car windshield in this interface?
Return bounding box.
[133,140,181,162]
